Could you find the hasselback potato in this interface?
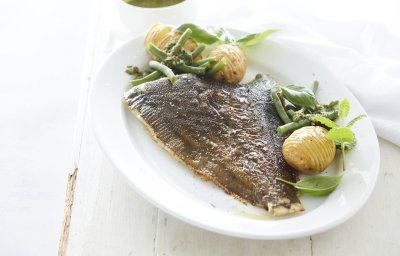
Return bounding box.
[208,44,247,84]
[144,23,198,60]
[282,126,336,174]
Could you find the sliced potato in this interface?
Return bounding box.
[208,44,247,84]
[144,23,198,60]
[282,126,336,174]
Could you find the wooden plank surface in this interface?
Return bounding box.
[311,139,400,255]
[67,135,400,255]
[66,1,400,255]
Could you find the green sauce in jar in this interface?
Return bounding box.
[123,0,185,8]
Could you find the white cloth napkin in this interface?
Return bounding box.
[103,0,400,146]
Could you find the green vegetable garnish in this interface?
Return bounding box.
[312,99,366,170]
[176,27,192,47]
[272,82,340,135]
[175,23,276,46]
[130,70,162,86]
[338,99,350,120]
[347,114,367,128]
[177,63,207,75]
[130,28,201,86]
[312,115,338,129]
[206,57,227,77]
[149,60,176,84]
[237,29,278,46]
[208,26,236,44]
[273,82,367,197]
[147,43,168,61]
[175,23,221,44]
[280,85,318,110]
[193,56,217,67]
[328,127,355,143]
[277,111,338,135]
[191,44,206,59]
[125,65,151,79]
[277,175,343,196]
[272,89,291,124]
[128,23,277,86]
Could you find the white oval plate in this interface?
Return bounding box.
[90,29,380,239]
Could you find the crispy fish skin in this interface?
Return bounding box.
[124,74,304,216]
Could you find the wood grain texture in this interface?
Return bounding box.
[58,168,78,256]
[154,210,311,256]
[311,139,400,255]
[67,138,400,256]
[67,133,158,256]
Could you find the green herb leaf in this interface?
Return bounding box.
[175,23,220,44]
[277,176,342,196]
[280,85,318,109]
[321,100,340,112]
[335,139,357,151]
[346,114,367,127]
[312,115,338,129]
[237,29,278,46]
[207,26,235,44]
[327,127,355,143]
[341,143,346,170]
[338,99,350,118]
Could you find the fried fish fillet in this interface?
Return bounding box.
[124,74,304,216]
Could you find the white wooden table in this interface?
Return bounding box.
[62,1,400,255]
[0,0,91,254]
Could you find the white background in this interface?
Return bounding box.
[0,0,89,255]
[0,0,399,255]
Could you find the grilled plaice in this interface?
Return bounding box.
[124,74,304,216]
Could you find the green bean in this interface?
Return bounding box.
[286,109,296,118]
[177,64,207,75]
[199,61,211,69]
[290,107,305,121]
[191,44,205,58]
[324,110,338,120]
[321,100,339,112]
[147,43,167,61]
[292,114,301,122]
[194,57,217,66]
[176,28,192,47]
[193,56,217,66]
[206,58,227,77]
[278,119,311,135]
[285,103,298,111]
[149,60,176,83]
[130,71,162,86]
[277,110,338,135]
[312,81,319,94]
[272,91,291,124]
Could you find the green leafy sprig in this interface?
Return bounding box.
[128,24,277,87]
[272,82,340,135]
[175,23,277,46]
[277,176,343,196]
[274,85,367,197]
[312,99,366,170]
[236,29,278,46]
